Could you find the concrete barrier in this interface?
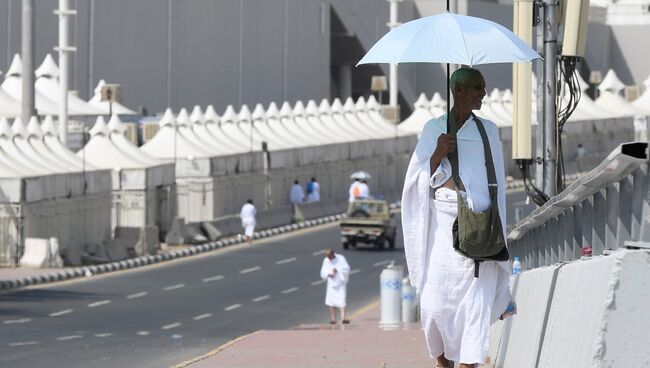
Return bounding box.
[489,249,650,367]
[488,264,561,368]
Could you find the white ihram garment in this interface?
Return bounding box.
[320,254,351,307]
[401,114,511,364]
[307,182,320,202]
[240,203,256,237]
[290,184,304,204]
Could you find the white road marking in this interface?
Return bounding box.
[373,260,394,267]
[57,335,83,341]
[49,309,73,317]
[9,341,40,347]
[126,292,148,299]
[193,313,212,321]
[4,318,31,324]
[88,300,111,308]
[94,333,113,338]
[202,275,225,283]
[137,331,150,336]
[350,269,361,275]
[312,250,326,256]
[161,323,181,330]
[311,279,326,286]
[281,287,299,294]
[275,257,297,265]
[224,304,241,311]
[239,266,261,274]
[163,283,185,291]
[252,295,270,302]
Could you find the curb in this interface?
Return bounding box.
[0,213,348,292]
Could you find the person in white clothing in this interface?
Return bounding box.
[289,179,305,204]
[319,249,351,325]
[239,199,256,245]
[306,177,320,202]
[358,179,370,199]
[401,68,513,368]
[348,179,361,202]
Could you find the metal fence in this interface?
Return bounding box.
[507,142,649,270]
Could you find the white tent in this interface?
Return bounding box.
[429,92,447,118]
[399,93,434,134]
[141,109,213,159]
[343,97,386,139]
[1,55,59,116]
[77,116,175,245]
[201,105,248,154]
[88,80,138,115]
[265,102,313,147]
[596,69,646,116]
[0,86,21,118]
[35,54,103,116]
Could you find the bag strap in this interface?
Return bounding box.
[447,111,498,199]
[472,114,498,201]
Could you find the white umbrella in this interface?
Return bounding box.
[357,11,541,131]
[350,171,371,180]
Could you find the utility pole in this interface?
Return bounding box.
[55,0,76,145]
[387,0,402,108]
[542,0,558,197]
[21,0,36,122]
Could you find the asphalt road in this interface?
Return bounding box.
[0,219,407,368]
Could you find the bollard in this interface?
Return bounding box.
[401,278,417,323]
[380,265,403,325]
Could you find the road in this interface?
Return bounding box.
[0,220,406,368]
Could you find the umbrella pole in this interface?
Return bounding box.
[446,63,450,133]
[446,0,450,132]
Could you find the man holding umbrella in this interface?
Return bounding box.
[358,11,539,367]
[402,67,513,368]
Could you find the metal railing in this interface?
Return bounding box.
[507,142,649,270]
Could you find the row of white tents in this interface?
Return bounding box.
[0,54,136,118]
[140,95,407,158]
[400,69,650,133]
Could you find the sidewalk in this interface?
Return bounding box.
[174,301,436,368]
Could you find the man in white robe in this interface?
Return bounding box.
[239,199,256,244]
[289,179,305,204]
[348,179,361,202]
[401,68,513,368]
[319,249,351,325]
[306,177,321,202]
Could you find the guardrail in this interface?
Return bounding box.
[507,142,649,270]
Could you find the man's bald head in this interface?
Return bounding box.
[325,248,335,260]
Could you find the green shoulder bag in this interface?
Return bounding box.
[447,111,509,277]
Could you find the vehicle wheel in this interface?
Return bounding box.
[343,241,349,250]
[376,239,384,250]
[389,237,395,250]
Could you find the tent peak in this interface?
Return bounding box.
[107,114,126,134]
[26,116,43,138]
[90,116,109,137]
[35,54,59,79]
[204,105,220,123]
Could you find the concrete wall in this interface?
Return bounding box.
[488,249,650,367]
[0,172,113,267]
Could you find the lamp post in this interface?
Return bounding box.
[387,0,402,108]
[55,0,77,145]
